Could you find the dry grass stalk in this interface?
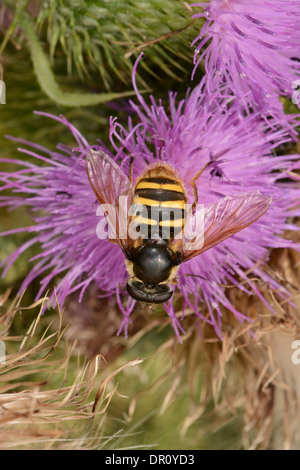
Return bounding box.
[0,290,143,450]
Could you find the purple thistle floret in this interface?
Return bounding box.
[1,71,300,341]
[191,0,300,127]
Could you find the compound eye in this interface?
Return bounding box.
[126,281,173,304]
[152,286,173,304]
[126,281,149,302]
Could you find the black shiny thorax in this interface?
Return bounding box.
[127,239,180,286]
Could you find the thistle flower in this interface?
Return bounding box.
[1,65,300,341]
[191,0,300,125]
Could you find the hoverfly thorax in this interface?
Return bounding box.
[129,239,180,284]
[125,239,181,304]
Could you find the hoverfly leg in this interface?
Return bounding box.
[190,161,211,213]
[129,155,134,184]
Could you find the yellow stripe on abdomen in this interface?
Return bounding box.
[133,196,185,210]
[159,218,185,228]
[131,216,157,226]
[136,181,184,193]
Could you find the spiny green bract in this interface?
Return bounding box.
[6,0,200,88]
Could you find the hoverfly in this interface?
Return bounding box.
[86,149,272,304]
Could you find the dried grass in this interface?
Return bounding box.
[168,239,300,450]
[0,290,143,450]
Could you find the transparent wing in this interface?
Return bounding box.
[86,149,131,204]
[86,149,132,253]
[179,192,272,262]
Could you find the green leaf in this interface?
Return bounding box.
[20,15,141,107]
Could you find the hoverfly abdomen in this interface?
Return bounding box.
[131,166,187,240]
